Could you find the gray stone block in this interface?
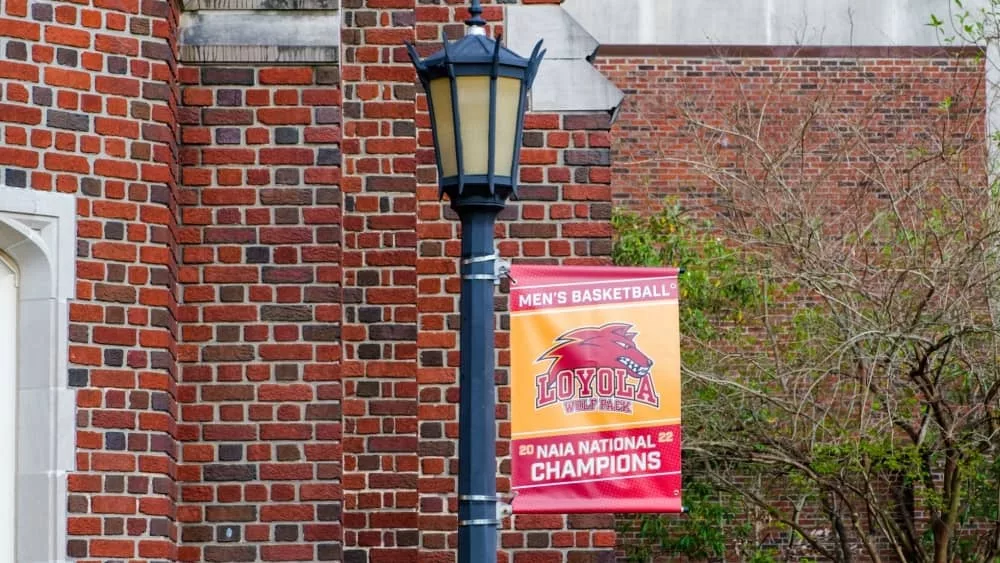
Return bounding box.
[179,11,340,63]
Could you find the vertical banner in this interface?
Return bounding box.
[510,265,682,514]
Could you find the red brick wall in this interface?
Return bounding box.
[0,0,182,558]
[597,53,986,214]
[339,1,420,561]
[337,1,618,562]
[174,63,343,561]
[2,0,618,559]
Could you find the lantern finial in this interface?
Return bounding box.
[466,0,487,31]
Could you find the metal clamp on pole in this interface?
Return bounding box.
[461,252,511,286]
[459,518,501,527]
[459,494,498,502]
[461,253,497,282]
[461,254,498,266]
[459,494,511,528]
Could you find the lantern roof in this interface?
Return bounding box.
[407,0,544,79]
[407,31,545,85]
[420,33,534,72]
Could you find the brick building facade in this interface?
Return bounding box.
[597,46,987,562]
[1,0,618,560]
[0,0,990,561]
[597,47,985,214]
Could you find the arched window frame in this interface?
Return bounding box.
[0,186,77,563]
[0,249,16,562]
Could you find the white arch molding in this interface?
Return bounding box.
[0,187,76,563]
[0,253,15,562]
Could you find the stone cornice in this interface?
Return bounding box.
[183,0,337,9]
[179,0,339,64]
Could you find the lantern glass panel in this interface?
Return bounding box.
[454,75,524,178]
[455,75,492,175]
[430,77,458,178]
[493,76,522,178]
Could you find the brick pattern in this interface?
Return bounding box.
[339,1,421,562]
[174,64,344,562]
[597,56,985,214]
[412,3,619,563]
[0,0,182,559]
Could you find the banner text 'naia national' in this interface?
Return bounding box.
[509,265,683,514]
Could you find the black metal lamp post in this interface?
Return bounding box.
[406,3,544,563]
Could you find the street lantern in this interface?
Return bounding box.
[406,3,545,563]
[406,0,544,204]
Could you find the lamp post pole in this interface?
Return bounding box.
[456,10,499,558]
[404,3,545,560]
[456,193,502,563]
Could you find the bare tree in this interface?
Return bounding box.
[614,53,1000,563]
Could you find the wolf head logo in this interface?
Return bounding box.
[540,323,653,378]
[535,323,659,412]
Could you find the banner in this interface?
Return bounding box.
[509,265,682,514]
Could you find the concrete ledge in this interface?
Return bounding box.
[532,59,624,114]
[180,45,339,63]
[563,0,957,47]
[179,11,340,63]
[184,0,337,9]
[597,44,982,59]
[507,4,623,115]
[508,4,598,60]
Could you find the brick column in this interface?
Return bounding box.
[175,64,343,561]
[340,1,420,562]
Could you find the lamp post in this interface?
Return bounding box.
[406,3,544,563]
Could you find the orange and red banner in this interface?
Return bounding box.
[510,265,683,514]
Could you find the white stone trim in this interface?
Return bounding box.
[179,11,340,63]
[0,186,76,563]
[561,0,966,47]
[513,0,999,160]
[0,254,16,562]
[507,4,624,114]
[183,0,338,10]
